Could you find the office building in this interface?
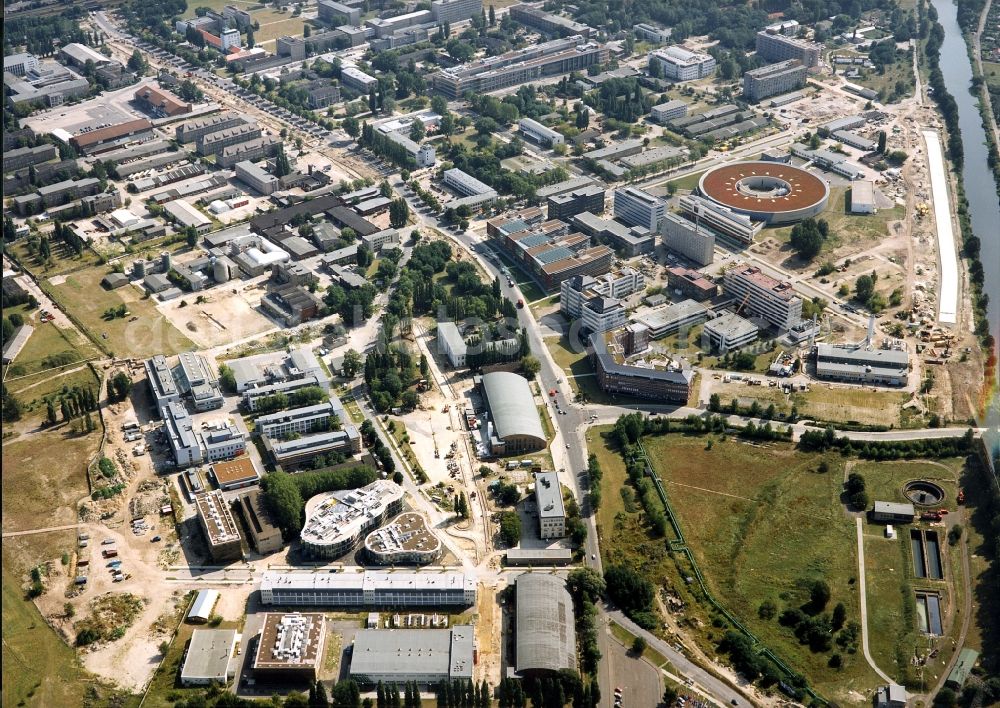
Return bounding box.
[649,46,716,81]
[361,228,401,252]
[384,130,436,167]
[437,321,469,368]
[756,29,822,69]
[364,512,443,565]
[650,99,688,123]
[508,3,592,37]
[519,117,564,147]
[229,347,327,394]
[255,399,346,439]
[432,36,608,98]
[661,212,716,266]
[814,343,909,386]
[632,298,708,339]
[235,160,279,195]
[614,187,664,231]
[341,66,379,92]
[145,354,182,410]
[569,212,654,257]
[175,352,224,411]
[350,626,474,686]
[560,268,644,332]
[366,10,432,38]
[678,194,763,244]
[442,168,498,209]
[195,490,243,562]
[665,266,716,300]
[253,613,326,681]
[515,574,575,676]
[533,471,566,539]
[832,129,877,152]
[547,183,605,221]
[180,629,239,686]
[299,481,404,560]
[431,0,483,24]
[588,330,694,403]
[210,457,260,491]
[262,426,362,468]
[723,263,802,330]
[743,60,807,102]
[535,177,596,200]
[238,488,284,554]
[477,372,546,456]
[3,59,89,108]
[633,23,672,44]
[3,53,39,77]
[318,0,361,25]
[260,570,477,607]
[217,135,280,168]
[701,312,759,353]
[435,320,519,368]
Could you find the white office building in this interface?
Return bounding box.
[534,471,566,539]
[661,211,716,266]
[614,187,665,231]
[701,312,759,353]
[678,194,763,243]
[649,46,716,81]
[519,117,565,147]
[722,263,802,330]
[650,99,688,123]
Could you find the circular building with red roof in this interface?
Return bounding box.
[698,161,829,225]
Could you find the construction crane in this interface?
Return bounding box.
[734,291,751,316]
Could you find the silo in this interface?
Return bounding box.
[132,259,147,279]
[212,257,230,283]
[159,251,171,273]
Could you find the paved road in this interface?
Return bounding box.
[603,618,664,708]
[854,518,894,683]
[605,607,749,707]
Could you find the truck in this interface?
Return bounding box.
[102,548,118,558]
[516,298,524,308]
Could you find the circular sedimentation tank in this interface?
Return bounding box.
[903,480,945,506]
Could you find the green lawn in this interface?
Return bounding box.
[2,317,99,382]
[791,387,911,427]
[44,265,194,359]
[11,239,102,276]
[768,187,905,254]
[983,61,1000,89]
[665,170,706,193]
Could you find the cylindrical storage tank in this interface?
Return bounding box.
[132,259,147,278]
[212,258,230,283]
[160,251,171,272]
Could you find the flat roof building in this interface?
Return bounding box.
[180,629,239,686]
[515,574,575,676]
[547,183,606,222]
[146,355,182,412]
[505,548,573,566]
[632,298,709,339]
[235,160,279,195]
[534,472,566,539]
[364,512,443,565]
[237,488,284,554]
[1,324,33,365]
[756,29,822,69]
[519,117,565,147]
[195,490,243,563]
[871,501,916,523]
[649,46,716,81]
[349,625,474,686]
[210,457,260,491]
[508,3,592,38]
[588,330,694,403]
[614,186,664,231]
[743,60,808,103]
[260,570,477,607]
[175,351,224,411]
[665,266,717,300]
[661,212,716,266]
[678,194,764,244]
[253,613,326,682]
[299,481,404,559]
[70,119,153,155]
[478,372,546,456]
[850,180,877,214]
[650,99,688,124]
[701,312,759,353]
[945,648,979,690]
[723,263,802,330]
[187,589,220,623]
[814,342,909,386]
[164,199,212,234]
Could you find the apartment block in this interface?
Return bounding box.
[217,135,280,168]
[176,112,248,143]
[756,29,822,69]
[722,263,803,330]
[743,60,807,102]
[196,122,262,156]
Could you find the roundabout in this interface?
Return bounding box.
[698,161,830,225]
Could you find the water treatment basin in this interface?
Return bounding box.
[904,480,945,506]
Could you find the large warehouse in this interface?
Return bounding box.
[349,625,474,686]
[477,372,546,456]
[698,161,829,225]
[515,574,576,676]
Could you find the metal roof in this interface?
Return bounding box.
[515,574,576,673]
[480,372,545,444]
[180,629,238,683]
[872,501,915,516]
[349,626,473,680]
[534,472,565,520]
[188,589,220,621]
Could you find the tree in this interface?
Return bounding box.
[409,120,425,142]
[758,600,778,620]
[604,565,654,623]
[832,602,847,630]
[498,511,521,546]
[274,145,292,177]
[303,23,311,38]
[343,115,360,138]
[789,218,825,261]
[631,636,647,655]
[389,198,410,228]
[488,4,496,25]
[520,355,540,377]
[877,130,887,154]
[246,26,256,48]
[810,579,831,612]
[342,349,363,377]
[854,274,875,303]
[107,371,133,402]
[566,567,606,603]
[127,49,147,74]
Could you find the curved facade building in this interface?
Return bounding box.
[515,573,576,675]
[364,512,442,565]
[300,480,404,559]
[478,371,546,456]
[698,161,829,225]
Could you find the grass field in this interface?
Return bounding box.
[44,266,194,359]
[637,434,886,700]
[984,61,1000,89]
[791,387,911,426]
[12,239,102,277]
[2,318,100,380]
[666,170,706,193]
[1,567,93,708]
[769,187,905,253]
[7,364,103,423]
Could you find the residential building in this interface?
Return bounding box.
[661,212,716,266]
[431,0,483,24]
[678,194,763,244]
[349,626,474,686]
[69,119,153,155]
[259,570,477,607]
[361,228,401,252]
[210,457,260,491]
[723,263,803,330]
[261,284,322,326]
[569,212,654,256]
[519,117,564,147]
[507,4,592,37]
[755,29,822,69]
[649,46,716,81]
[650,99,688,123]
[632,298,708,338]
[614,187,664,231]
[235,160,279,195]
[196,122,261,156]
[300,481,404,559]
[534,471,566,539]
[133,85,191,117]
[814,342,909,386]
[145,354,182,410]
[176,112,248,143]
[2,143,56,173]
[515,574,575,675]
[180,629,239,686]
[164,199,212,234]
[195,490,243,562]
[318,0,361,25]
[871,501,916,523]
[665,266,716,300]
[743,60,808,102]
[588,330,695,403]
[253,613,326,682]
[432,36,608,98]
[701,312,759,353]
[477,372,546,456]
[217,135,280,168]
[547,183,605,221]
[237,488,284,554]
[364,512,443,565]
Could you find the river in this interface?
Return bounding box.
[931,0,1000,434]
